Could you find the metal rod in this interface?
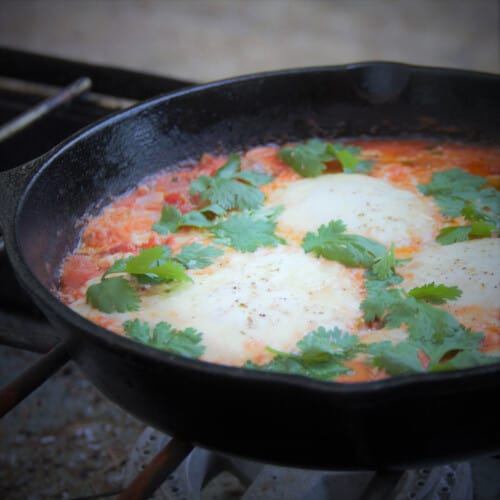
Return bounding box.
[0,340,71,417]
[0,75,137,111]
[117,437,193,500]
[0,77,92,142]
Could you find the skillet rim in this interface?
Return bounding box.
[7,60,500,397]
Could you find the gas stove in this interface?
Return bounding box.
[0,48,499,500]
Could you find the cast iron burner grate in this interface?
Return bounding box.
[125,428,474,500]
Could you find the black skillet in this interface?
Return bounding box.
[0,62,499,471]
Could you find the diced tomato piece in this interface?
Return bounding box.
[60,255,102,296]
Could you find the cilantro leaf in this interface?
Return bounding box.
[86,276,139,313]
[418,168,495,217]
[371,243,399,281]
[368,334,491,376]
[431,350,499,372]
[174,243,224,269]
[245,327,366,381]
[278,139,334,177]
[436,225,473,245]
[296,326,365,361]
[88,246,192,313]
[363,281,483,370]
[233,169,273,186]
[436,199,497,245]
[103,257,130,278]
[361,284,407,324]
[152,205,183,235]
[278,139,373,177]
[462,204,497,224]
[302,220,386,267]
[152,205,212,235]
[123,319,205,358]
[407,283,462,304]
[406,303,483,366]
[189,154,272,212]
[437,221,495,245]
[478,187,500,215]
[210,208,285,252]
[362,251,488,376]
[368,341,424,376]
[329,144,373,174]
[124,246,191,283]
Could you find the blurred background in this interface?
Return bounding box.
[0,0,498,82]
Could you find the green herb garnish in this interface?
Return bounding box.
[361,260,487,375]
[189,154,273,212]
[419,168,499,245]
[245,327,366,381]
[87,244,222,313]
[210,207,285,252]
[418,168,492,217]
[302,220,386,267]
[86,276,140,313]
[124,319,205,358]
[406,283,462,304]
[174,243,224,269]
[278,139,373,177]
[152,205,212,235]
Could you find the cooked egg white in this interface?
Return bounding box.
[400,239,500,309]
[267,173,438,248]
[125,246,364,366]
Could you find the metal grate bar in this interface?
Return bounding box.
[0,340,71,417]
[0,75,138,110]
[0,77,92,142]
[118,437,193,500]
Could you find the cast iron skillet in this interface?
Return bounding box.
[0,62,499,471]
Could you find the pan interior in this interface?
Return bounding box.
[15,64,500,300]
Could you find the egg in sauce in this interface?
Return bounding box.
[58,139,500,382]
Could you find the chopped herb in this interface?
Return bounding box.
[371,243,399,281]
[123,319,205,358]
[368,341,424,376]
[431,349,498,372]
[245,327,366,381]
[419,169,499,245]
[302,220,386,267]
[418,168,499,217]
[88,246,191,313]
[330,144,373,174]
[278,139,334,177]
[361,259,487,374]
[152,205,212,235]
[86,276,139,313]
[210,207,285,252]
[120,246,191,283]
[174,243,224,269]
[278,139,373,177]
[436,225,476,245]
[368,323,486,377]
[462,204,497,223]
[407,283,462,304]
[437,220,496,245]
[189,154,273,212]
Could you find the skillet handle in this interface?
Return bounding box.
[0,154,57,351]
[0,153,49,232]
